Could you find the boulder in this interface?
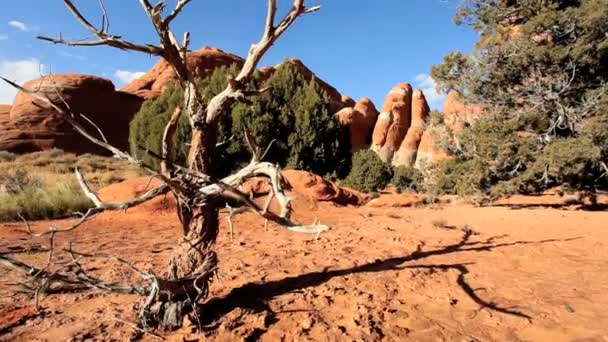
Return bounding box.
[121,46,245,100]
[366,193,425,208]
[241,170,369,206]
[0,74,143,154]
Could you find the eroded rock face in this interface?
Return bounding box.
[379,101,411,162]
[443,90,484,132]
[336,97,380,153]
[0,105,10,126]
[341,95,356,108]
[337,107,366,153]
[389,90,430,167]
[392,126,424,168]
[354,97,379,129]
[372,83,413,159]
[0,74,143,154]
[370,82,436,168]
[410,89,429,128]
[414,129,450,169]
[121,46,245,100]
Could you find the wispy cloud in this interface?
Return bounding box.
[58,50,86,61]
[0,58,45,103]
[114,70,145,85]
[414,73,445,111]
[8,20,29,32]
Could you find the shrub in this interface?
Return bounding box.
[0,169,42,193]
[0,151,16,162]
[392,166,424,193]
[0,151,136,222]
[129,62,351,177]
[344,150,393,193]
[0,179,93,221]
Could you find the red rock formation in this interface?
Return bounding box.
[336,97,379,153]
[414,129,450,169]
[354,97,379,129]
[337,107,367,153]
[380,82,412,113]
[443,90,484,131]
[122,46,244,100]
[390,89,430,167]
[341,95,356,108]
[392,126,424,168]
[241,170,369,206]
[0,105,10,126]
[371,83,413,160]
[410,89,429,128]
[379,101,411,162]
[371,111,392,154]
[0,74,143,154]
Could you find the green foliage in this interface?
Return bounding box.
[129,62,351,177]
[392,166,424,193]
[129,86,185,170]
[431,0,608,196]
[344,150,393,193]
[231,63,351,177]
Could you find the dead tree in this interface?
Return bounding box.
[1,0,327,329]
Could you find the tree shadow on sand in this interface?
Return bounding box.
[200,228,581,326]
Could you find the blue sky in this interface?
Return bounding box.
[0,0,478,109]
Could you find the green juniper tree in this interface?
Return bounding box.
[130,62,351,178]
[431,0,608,198]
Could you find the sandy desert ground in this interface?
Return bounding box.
[1,188,608,341]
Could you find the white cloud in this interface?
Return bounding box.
[58,50,86,61]
[0,59,45,104]
[414,73,445,110]
[114,70,145,85]
[8,20,29,32]
[0,34,7,41]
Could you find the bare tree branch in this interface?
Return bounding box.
[38,0,163,54]
[202,0,321,124]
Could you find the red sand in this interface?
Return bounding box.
[1,195,608,341]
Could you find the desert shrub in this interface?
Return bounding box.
[0,151,16,162]
[344,150,393,193]
[129,85,187,170]
[0,181,93,221]
[0,170,42,193]
[0,150,137,222]
[392,166,424,193]
[129,62,351,177]
[231,64,351,177]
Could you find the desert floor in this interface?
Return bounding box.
[1,193,607,341]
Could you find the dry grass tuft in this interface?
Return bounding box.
[0,149,142,221]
